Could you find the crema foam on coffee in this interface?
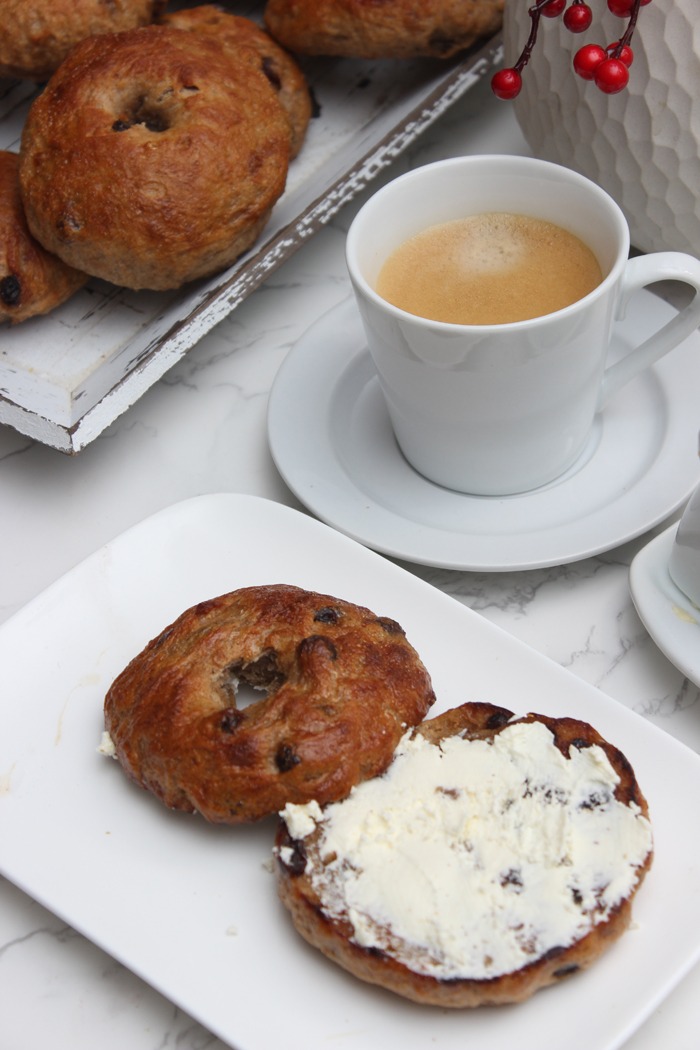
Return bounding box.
[375,212,603,325]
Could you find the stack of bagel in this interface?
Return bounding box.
[0,0,503,323]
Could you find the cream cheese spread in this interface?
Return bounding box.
[97,730,117,758]
[279,721,652,981]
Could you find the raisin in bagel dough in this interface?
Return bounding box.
[0,150,87,324]
[0,0,164,82]
[18,25,291,291]
[263,0,504,60]
[276,702,653,1007]
[159,4,311,158]
[103,584,436,824]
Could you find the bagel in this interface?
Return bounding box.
[18,25,291,291]
[276,702,653,1007]
[263,0,504,60]
[0,150,87,324]
[0,0,164,82]
[103,584,436,824]
[159,5,312,158]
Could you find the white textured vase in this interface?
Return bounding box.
[503,0,700,254]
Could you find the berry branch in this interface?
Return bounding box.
[492,0,650,100]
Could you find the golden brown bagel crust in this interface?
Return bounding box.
[263,0,504,59]
[0,150,87,324]
[276,702,653,1007]
[159,5,312,157]
[104,584,436,824]
[0,0,164,82]
[18,25,291,291]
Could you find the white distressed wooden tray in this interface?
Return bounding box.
[0,25,502,453]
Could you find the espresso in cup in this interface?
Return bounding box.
[375,213,602,325]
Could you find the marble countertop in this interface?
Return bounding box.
[1,71,699,1050]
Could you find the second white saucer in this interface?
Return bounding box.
[630,525,700,688]
[268,292,700,571]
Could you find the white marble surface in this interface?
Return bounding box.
[1,74,699,1050]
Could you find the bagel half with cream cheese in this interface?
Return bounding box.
[275,702,653,1006]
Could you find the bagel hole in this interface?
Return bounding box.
[134,105,170,133]
[235,681,267,710]
[113,94,173,134]
[219,673,266,712]
[219,649,285,710]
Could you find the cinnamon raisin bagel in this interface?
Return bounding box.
[0,0,164,82]
[263,0,504,60]
[159,5,312,157]
[103,584,436,824]
[276,702,653,1007]
[18,25,291,291]
[0,150,87,324]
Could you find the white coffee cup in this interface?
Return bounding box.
[345,155,700,496]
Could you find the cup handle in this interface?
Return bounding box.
[599,252,700,409]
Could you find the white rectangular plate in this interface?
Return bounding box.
[0,20,501,452]
[1,493,699,1050]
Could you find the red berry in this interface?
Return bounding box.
[563,3,593,32]
[491,67,523,100]
[594,57,630,93]
[607,0,634,16]
[573,43,606,80]
[541,0,566,17]
[609,40,634,65]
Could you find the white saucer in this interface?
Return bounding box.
[630,524,700,687]
[268,292,700,571]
